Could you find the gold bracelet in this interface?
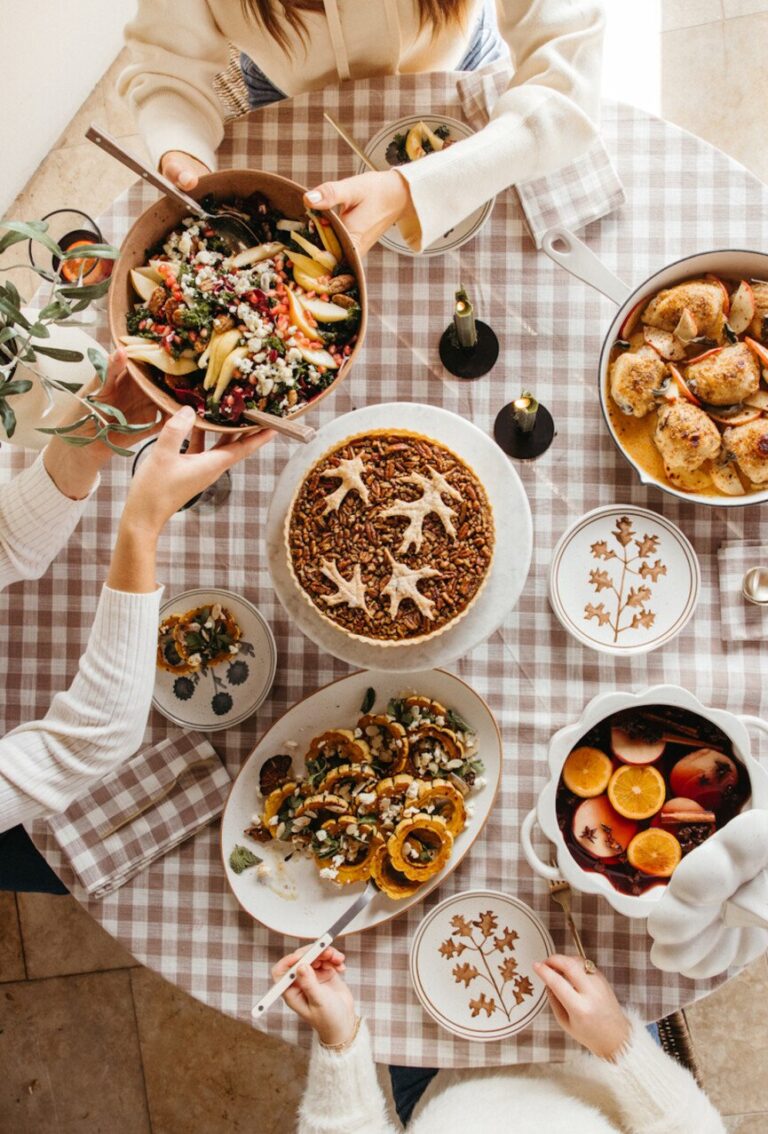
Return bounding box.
[319,1016,362,1053]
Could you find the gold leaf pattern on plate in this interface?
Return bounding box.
[583,516,668,642]
[439,908,535,1022]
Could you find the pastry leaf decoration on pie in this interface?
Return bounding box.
[381,467,461,553]
[319,456,370,515]
[381,550,441,620]
[319,560,371,613]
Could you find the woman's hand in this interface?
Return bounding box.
[534,954,631,1061]
[304,170,417,255]
[273,946,357,1047]
[122,406,274,538]
[43,348,161,500]
[160,151,211,192]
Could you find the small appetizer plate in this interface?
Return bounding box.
[548,505,700,657]
[361,115,495,257]
[410,890,554,1042]
[153,588,277,732]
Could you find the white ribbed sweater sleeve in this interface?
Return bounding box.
[398,0,605,249]
[298,1023,397,1134]
[0,584,162,832]
[0,453,97,587]
[594,1015,726,1134]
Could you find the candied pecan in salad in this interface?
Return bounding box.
[121,193,361,426]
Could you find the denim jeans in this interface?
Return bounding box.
[240,0,508,110]
[0,825,68,893]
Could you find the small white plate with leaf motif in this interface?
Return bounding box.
[153,588,277,732]
[548,506,700,657]
[410,890,553,1042]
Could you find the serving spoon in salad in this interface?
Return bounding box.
[86,125,259,251]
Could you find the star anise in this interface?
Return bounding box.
[580,825,597,844]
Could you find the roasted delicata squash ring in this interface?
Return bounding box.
[306,728,371,767]
[293,792,350,820]
[313,816,383,884]
[403,695,448,720]
[369,844,422,899]
[407,724,464,775]
[317,763,377,796]
[262,782,300,835]
[416,779,467,837]
[387,814,453,882]
[357,714,409,773]
[375,773,420,801]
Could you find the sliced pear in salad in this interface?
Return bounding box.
[122,344,198,375]
[297,345,338,369]
[284,249,328,280]
[301,296,351,323]
[211,346,250,404]
[405,121,445,161]
[130,268,162,301]
[310,213,343,261]
[227,242,285,269]
[286,288,319,340]
[291,231,337,272]
[203,328,242,390]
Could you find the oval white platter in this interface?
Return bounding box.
[360,115,495,256]
[152,588,277,732]
[410,890,554,1041]
[548,505,700,657]
[265,402,533,672]
[220,668,502,939]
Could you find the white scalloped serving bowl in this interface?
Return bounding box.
[521,684,768,919]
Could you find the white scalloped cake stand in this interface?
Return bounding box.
[265,402,533,671]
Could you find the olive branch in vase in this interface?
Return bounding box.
[438,911,534,1021]
[584,516,667,643]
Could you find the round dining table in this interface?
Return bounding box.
[6,71,767,1068]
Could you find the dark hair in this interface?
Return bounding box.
[240,0,470,52]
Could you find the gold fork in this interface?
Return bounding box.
[97,757,218,838]
[548,859,596,974]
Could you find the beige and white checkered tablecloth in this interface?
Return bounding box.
[5,75,767,1067]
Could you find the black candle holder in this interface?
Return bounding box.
[439,321,499,380]
[493,400,555,459]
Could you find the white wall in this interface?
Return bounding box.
[602,0,662,116]
[0,0,136,211]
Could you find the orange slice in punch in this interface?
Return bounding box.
[562,746,613,798]
[608,764,666,821]
[627,828,682,877]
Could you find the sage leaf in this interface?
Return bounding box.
[87,346,108,383]
[0,398,17,438]
[32,346,84,363]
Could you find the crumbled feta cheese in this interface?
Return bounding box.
[319,866,338,880]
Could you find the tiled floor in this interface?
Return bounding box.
[3,6,768,1131]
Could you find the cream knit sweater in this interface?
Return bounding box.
[299,1017,725,1134]
[118,0,604,250]
[0,455,161,832]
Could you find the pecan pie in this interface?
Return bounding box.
[285,430,495,644]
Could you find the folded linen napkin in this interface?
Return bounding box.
[717,540,768,643]
[47,732,231,898]
[456,62,626,247]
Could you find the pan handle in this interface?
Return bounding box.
[541,227,632,307]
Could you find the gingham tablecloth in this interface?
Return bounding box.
[5,75,767,1068]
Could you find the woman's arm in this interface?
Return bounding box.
[398,0,605,249]
[271,947,397,1134]
[537,956,725,1134]
[0,409,273,831]
[118,0,230,176]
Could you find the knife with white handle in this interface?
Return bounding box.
[252,882,377,1018]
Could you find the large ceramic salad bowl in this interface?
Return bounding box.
[109,168,367,435]
[521,684,768,919]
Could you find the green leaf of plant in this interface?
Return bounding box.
[5,281,21,307]
[57,279,111,301]
[50,379,83,393]
[60,242,119,260]
[108,416,159,434]
[0,398,17,438]
[87,398,127,426]
[104,439,136,458]
[50,433,98,447]
[29,322,51,339]
[31,345,84,363]
[0,295,30,330]
[38,300,72,322]
[36,415,92,435]
[0,327,17,345]
[0,378,33,396]
[0,219,63,258]
[87,346,108,383]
